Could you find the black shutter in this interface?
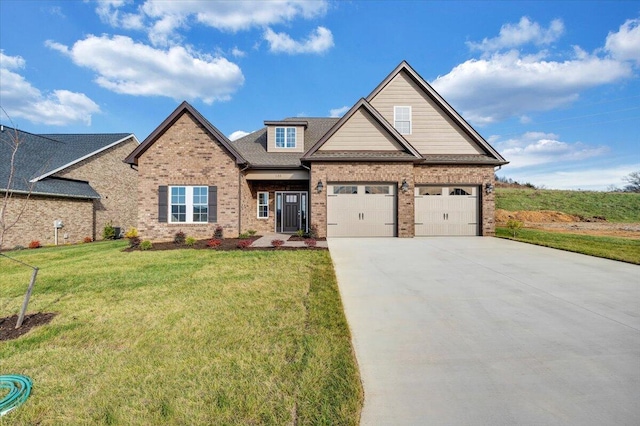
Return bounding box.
[208,186,217,223]
[158,186,168,223]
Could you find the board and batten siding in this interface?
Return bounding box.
[266,125,305,153]
[319,108,404,151]
[369,71,484,155]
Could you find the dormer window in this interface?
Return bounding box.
[275,127,296,148]
[394,106,411,135]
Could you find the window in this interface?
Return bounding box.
[450,187,471,196]
[170,186,208,223]
[257,192,269,219]
[365,185,390,195]
[333,185,357,194]
[418,186,442,196]
[394,106,411,134]
[275,127,296,148]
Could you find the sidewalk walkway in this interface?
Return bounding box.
[251,233,328,248]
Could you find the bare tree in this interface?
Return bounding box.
[622,171,640,193]
[0,112,34,251]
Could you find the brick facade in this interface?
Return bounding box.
[56,137,139,239]
[137,112,241,241]
[1,194,93,248]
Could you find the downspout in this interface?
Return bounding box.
[239,163,250,236]
[300,163,311,232]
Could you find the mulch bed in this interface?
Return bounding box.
[287,236,327,241]
[0,312,56,341]
[124,237,326,251]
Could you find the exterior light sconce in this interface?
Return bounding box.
[316,180,324,193]
[401,179,409,193]
[485,183,494,194]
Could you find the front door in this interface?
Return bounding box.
[283,193,301,232]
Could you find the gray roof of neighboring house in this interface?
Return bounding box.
[0,127,132,199]
[233,117,339,167]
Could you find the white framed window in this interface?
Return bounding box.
[394,106,411,135]
[170,186,208,223]
[257,192,269,219]
[275,127,296,148]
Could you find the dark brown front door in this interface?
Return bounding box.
[283,193,300,232]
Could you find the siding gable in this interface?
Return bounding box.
[369,71,484,155]
[319,108,405,152]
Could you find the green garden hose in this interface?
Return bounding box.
[0,375,32,416]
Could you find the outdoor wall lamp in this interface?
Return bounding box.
[401,179,409,193]
[316,180,324,193]
[485,183,494,194]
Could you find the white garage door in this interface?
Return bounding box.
[327,184,396,237]
[415,185,479,236]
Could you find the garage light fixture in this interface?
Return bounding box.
[401,179,409,193]
[316,180,324,193]
[485,183,494,194]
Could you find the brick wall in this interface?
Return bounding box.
[1,194,93,248]
[56,137,138,240]
[413,164,495,235]
[310,162,415,238]
[137,112,241,241]
[239,177,309,234]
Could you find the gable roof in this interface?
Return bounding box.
[301,98,423,162]
[233,117,339,168]
[0,127,132,199]
[124,101,246,166]
[366,61,507,164]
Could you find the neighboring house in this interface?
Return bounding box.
[0,127,139,248]
[125,61,507,240]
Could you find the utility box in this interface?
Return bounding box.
[54,220,64,229]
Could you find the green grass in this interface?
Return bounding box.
[496,227,640,264]
[496,188,640,222]
[0,241,362,425]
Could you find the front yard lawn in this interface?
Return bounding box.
[1,241,362,425]
[496,227,640,264]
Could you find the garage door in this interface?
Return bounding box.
[415,185,479,236]
[327,184,396,237]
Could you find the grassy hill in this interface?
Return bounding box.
[495,188,640,223]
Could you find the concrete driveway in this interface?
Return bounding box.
[328,237,640,425]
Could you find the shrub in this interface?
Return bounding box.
[237,240,252,249]
[247,229,257,236]
[124,227,139,239]
[304,238,317,248]
[83,236,93,243]
[238,232,250,239]
[13,245,25,251]
[214,225,224,239]
[305,224,318,239]
[174,231,186,245]
[185,236,197,247]
[506,219,524,237]
[128,236,141,249]
[207,239,222,248]
[295,229,305,238]
[103,222,116,240]
[140,240,153,251]
[271,239,285,249]
[29,240,41,249]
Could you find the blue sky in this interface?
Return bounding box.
[1,1,638,190]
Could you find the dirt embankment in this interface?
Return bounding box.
[496,209,640,239]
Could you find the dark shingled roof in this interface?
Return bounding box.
[233,118,339,167]
[1,127,132,199]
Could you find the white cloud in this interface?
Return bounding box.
[231,47,246,58]
[264,26,334,54]
[605,18,640,65]
[0,51,100,126]
[493,131,608,169]
[47,35,244,104]
[96,0,329,46]
[467,17,564,53]
[499,163,640,191]
[229,130,250,141]
[329,105,350,117]
[432,48,632,125]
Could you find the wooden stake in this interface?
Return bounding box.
[16,267,38,329]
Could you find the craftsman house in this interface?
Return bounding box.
[0,128,139,248]
[124,61,507,240]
